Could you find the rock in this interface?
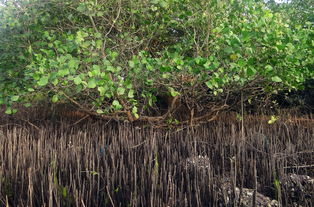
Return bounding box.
[216,178,279,207]
[182,156,279,206]
[281,173,314,206]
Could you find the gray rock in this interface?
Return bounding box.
[183,156,279,207]
[217,179,279,207]
[281,173,314,206]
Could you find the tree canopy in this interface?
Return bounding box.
[0,0,313,124]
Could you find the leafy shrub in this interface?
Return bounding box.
[0,0,313,123]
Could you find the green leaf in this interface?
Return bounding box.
[205,81,213,89]
[96,109,104,114]
[57,69,70,77]
[109,51,118,60]
[68,59,78,69]
[265,65,273,73]
[246,67,256,76]
[52,95,59,103]
[11,95,19,102]
[98,86,106,96]
[129,61,135,68]
[87,78,97,88]
[38,76,49,86]
[128,89,134,98]
[168,87,180,97]
[5,108,12,114]
[106,66,116,72]
[203,61,212,70]
[132,106,139,119]
[95,40,102,49]
[94,32,102,38]
[52,79,59,86]
[268,115,278,124]
[75,30,84,43]
[125,82,133,89]
[224,47,233,54]
[28,46,33,54]
[96,11,104,17]
[92,65,101,76]
[112,100,122,110]
[159,0,169,8]
[23,103,32,107]
[117,87,125,95]
[74,76,82,85]
[271,76,282,83]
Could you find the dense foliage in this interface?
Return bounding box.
[0,0,313,123]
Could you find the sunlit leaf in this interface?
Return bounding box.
[87,78,97,88]
[112,100,122,110]
[5,108,12,114]
[74,76,82,85]
[96,109,104,114]
[11,95,19,102]
[38,76,49,86]
[117,87,125,95]
[271,76,282,83]
[52,95,59,103]
[268,115,279,124]
[128,89,134,98]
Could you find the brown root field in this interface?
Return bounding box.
[0,107,313,207]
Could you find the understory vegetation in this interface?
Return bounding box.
[0,0,313,124]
